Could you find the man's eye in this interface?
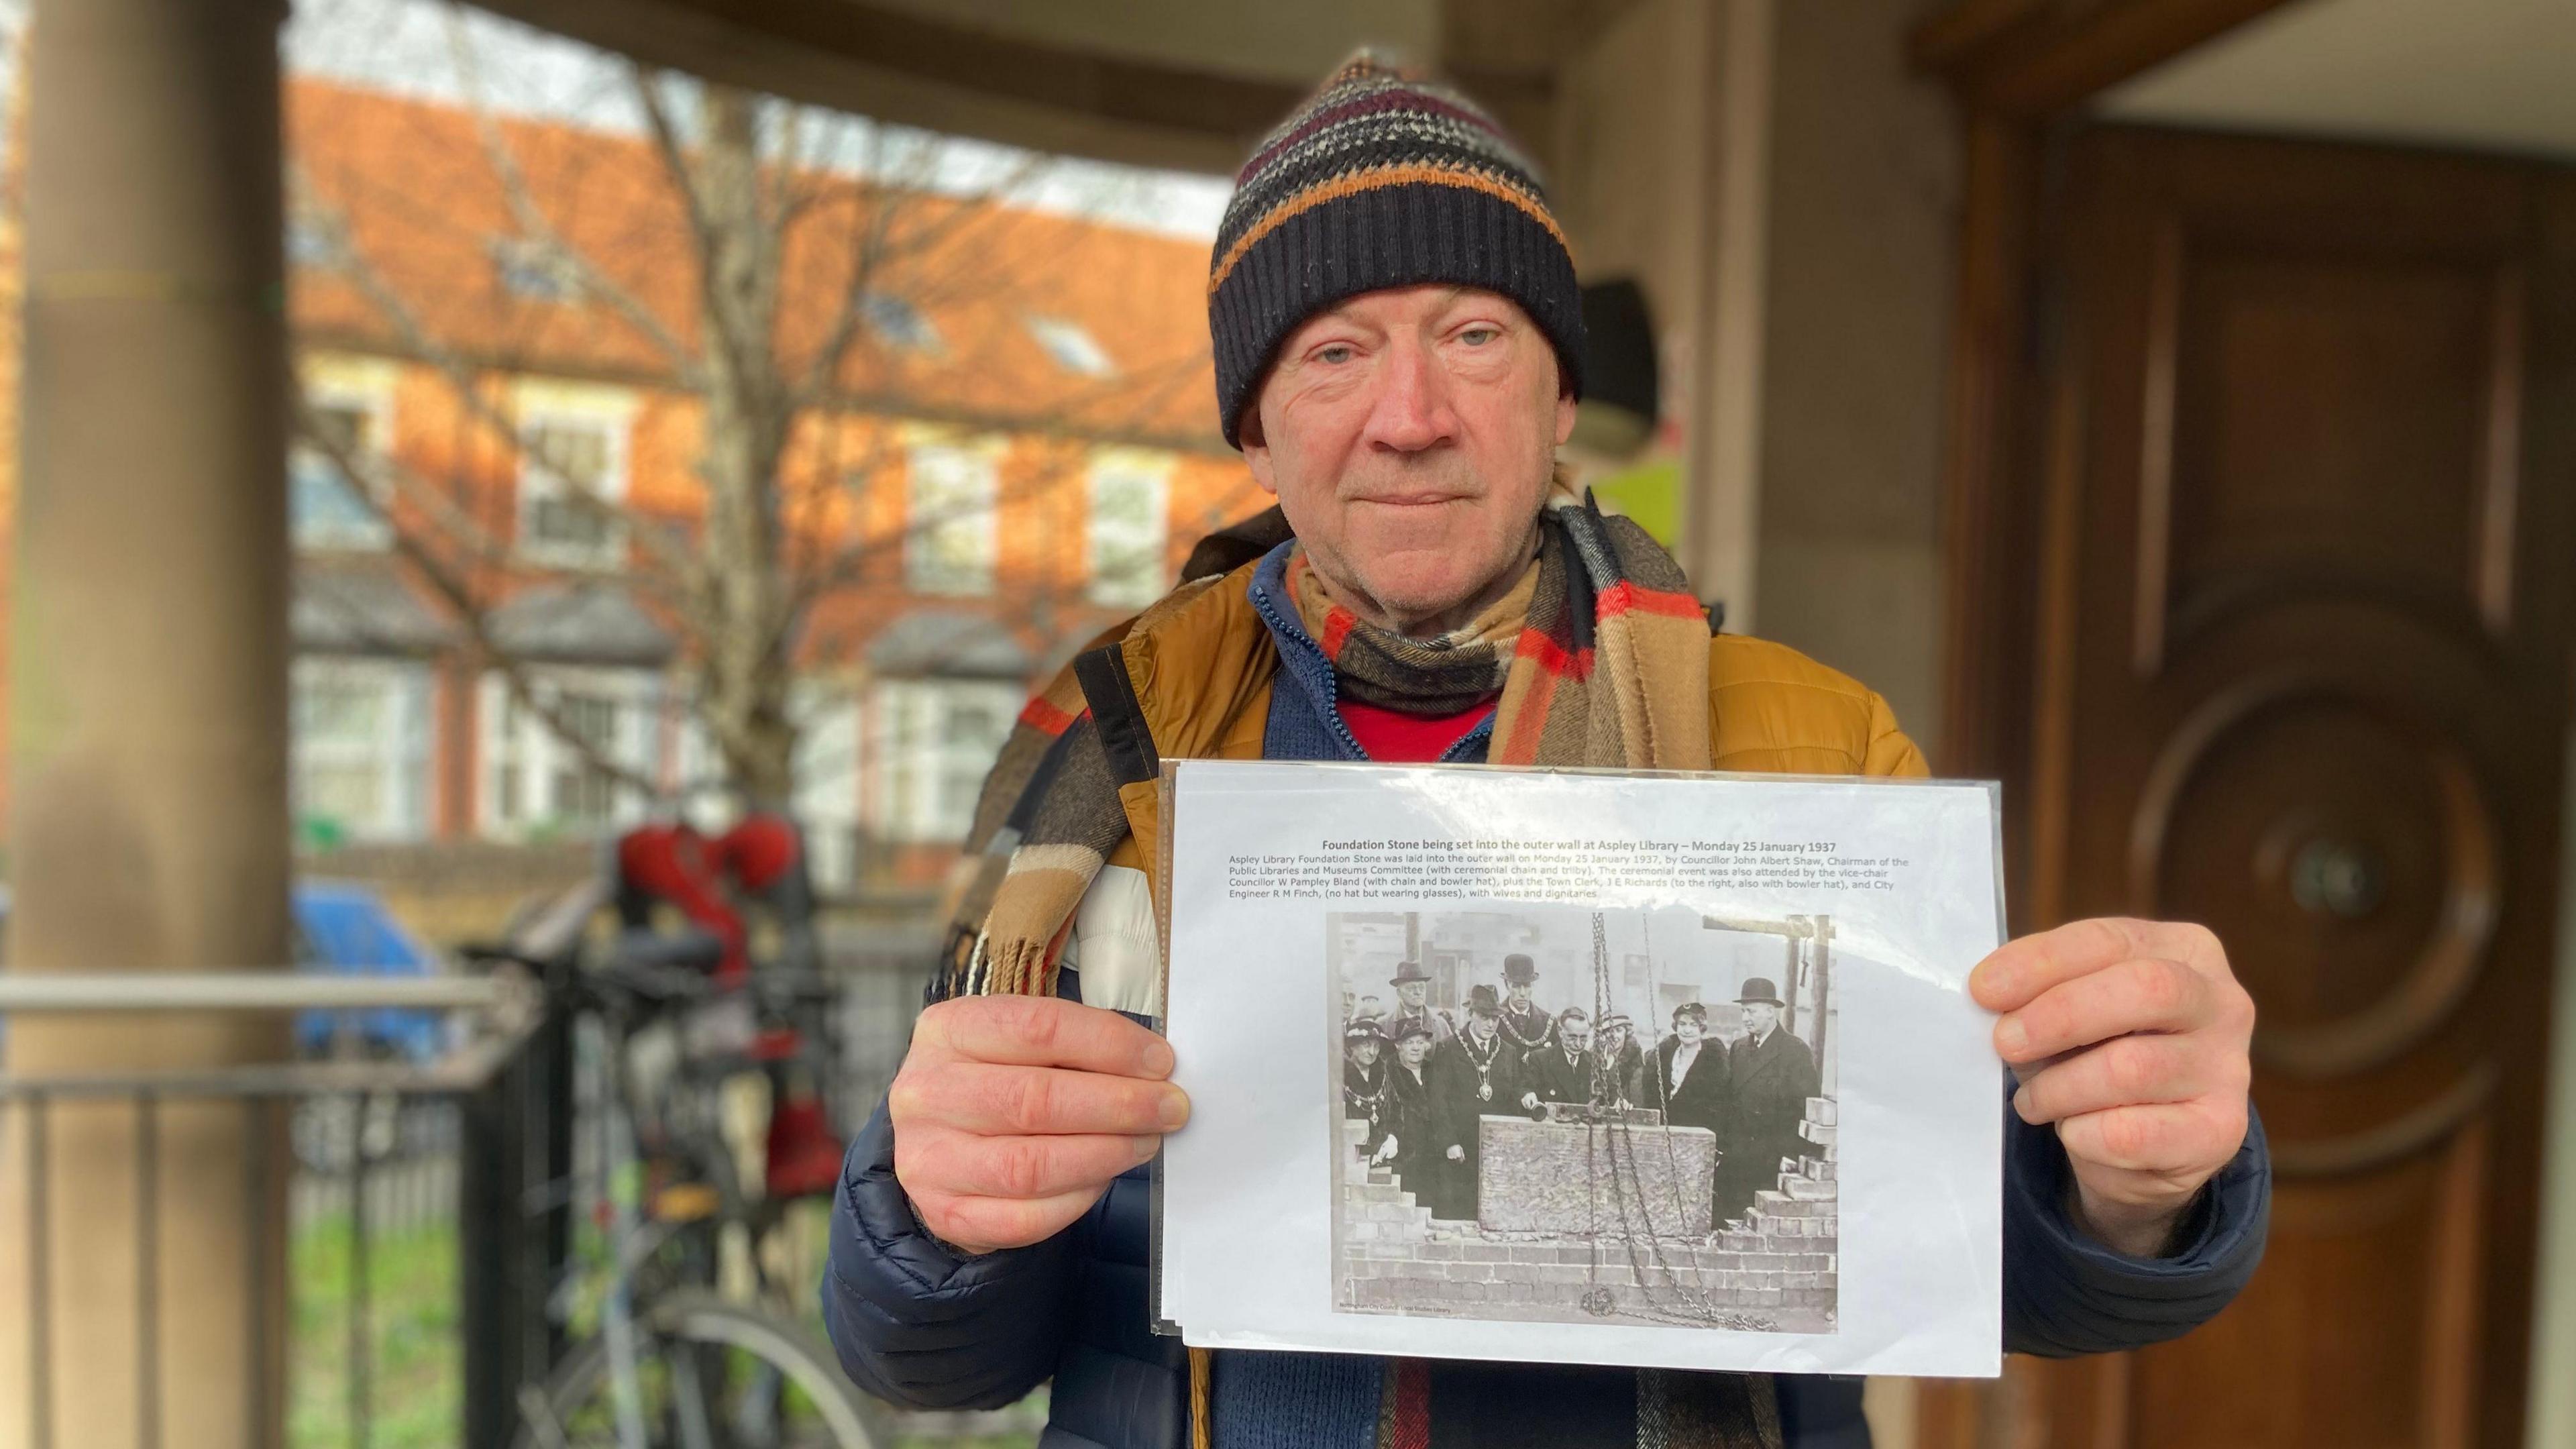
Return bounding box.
[1458,327,1500,345]
[1315,343,1356,364]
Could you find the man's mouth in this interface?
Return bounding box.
[1354,491,1468,508]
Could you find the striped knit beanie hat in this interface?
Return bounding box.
[1208,53,1585,448]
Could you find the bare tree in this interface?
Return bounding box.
[288,9,1242,815]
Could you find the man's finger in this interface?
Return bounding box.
[916,994,1176,1078]
[1970,918,2216,1013]
[907,1132,1161,1200]
[2010,1034,2210,1124]
[1994,956,2215,1064]
[912,1187,1105,1255]
[2055,1100,2240,1176]
[906,1061,1191,1136]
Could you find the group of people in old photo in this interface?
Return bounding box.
[1340,951,1821,1227]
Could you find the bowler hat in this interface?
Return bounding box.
[1503,953,1538,985]
[1390,960,1432,986]
[1736,977,1786,1008]
[1464,983,1501,1016]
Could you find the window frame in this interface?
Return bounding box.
[476,664,663,837]
[290,655,435,842]
[491,235,581,303]
[512,381,637,570]
[861,292,945,355]
[290,359,398,552]
[866,677,1022,844]
[902,434,1006,597]
[1025,314,1116,377]
[1084,449,1174,608]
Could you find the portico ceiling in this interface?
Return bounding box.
[469,0,1649,173]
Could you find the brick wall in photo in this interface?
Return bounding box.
[1339,1099,1841,1330]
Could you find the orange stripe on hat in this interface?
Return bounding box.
[1208,162,1570,297]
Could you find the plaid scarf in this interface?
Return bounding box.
[930,492,1711,1004]
[1291,491,1713,769]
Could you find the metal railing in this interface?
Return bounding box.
[0,902,1018,1449]
[0,889,590,1449]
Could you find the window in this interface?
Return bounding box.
[291,659,432,843]
[291,398,392,550]
[869,679,1020,843]
[492,236,578,301]
[551,689,623,824]
[863,292,943,354]
[905,442,999,595]
[1026,315,1114,377]
[518,414,626,567]
[479,667,660,837]
[287,215,343,269]
[1085,453,1171,607]
[791,686,863,896]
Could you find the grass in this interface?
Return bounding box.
[289,1211,462,1449]
[285,1203,1045,1449]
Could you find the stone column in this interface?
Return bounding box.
[0,1,292,1446]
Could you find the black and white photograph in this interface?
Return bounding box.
[1332,904,1841,1333]
[1161,761,2004,1377]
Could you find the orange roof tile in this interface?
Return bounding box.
[286,78,1226,449]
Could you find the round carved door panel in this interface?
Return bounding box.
[2129,678,2500,1078]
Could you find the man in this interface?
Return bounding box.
[1636,1002,1726,1138]
[1520,1006,1600,1110]
[1716,979,1822,1228]
[1385,960,1456,1047]
[1429,984,1523,1221]
[1596,1012,1644,1108]
[1495,951,1556,1057]
[831,54,2267,1449]
[1343,1016,1392,1152]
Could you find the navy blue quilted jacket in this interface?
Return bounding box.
[822,547,2273,1447]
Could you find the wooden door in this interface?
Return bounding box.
[2002,127,2576,1449]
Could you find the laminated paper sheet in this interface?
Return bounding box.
[1155,761,2005,1378]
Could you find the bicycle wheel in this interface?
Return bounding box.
[511,1291,883,1449]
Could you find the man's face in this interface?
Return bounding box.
[1242,284,1577,637]
[1743,1002,1780,1036]
[1468,1012,1497,1044]
[1398,1035,1431,1067]
[1507,981,1533,1006]
[1351,1038,1381,1067]
[1397,981,1428,1009]
[1561,1020,1593,1054]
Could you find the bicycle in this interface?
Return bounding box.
[475,818,883,1449]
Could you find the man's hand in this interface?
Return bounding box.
[1970,918,2255,1258]
[889,995,1187,1256]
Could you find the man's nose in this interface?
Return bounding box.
[1362,335,1457,453]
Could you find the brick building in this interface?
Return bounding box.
[5,77,1260,894]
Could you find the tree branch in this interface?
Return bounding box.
[288,378,668,804]
[439,3,701,386]
[294,166,716,617]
